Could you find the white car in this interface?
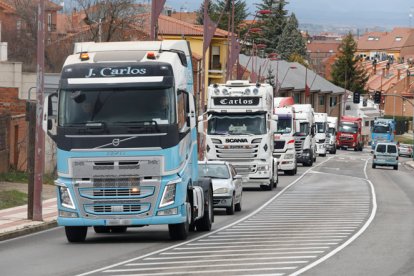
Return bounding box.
[198,161,243,215]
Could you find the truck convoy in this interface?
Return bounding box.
[42,40,214,242]
[314,113,328,157]
[371,118,396,149]
[326,116,338,154]
[273,97,297,175]
[292,104,317,166]
[337,115,364,151]
[202,80,278,190]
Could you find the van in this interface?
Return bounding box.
[372,142,399,170]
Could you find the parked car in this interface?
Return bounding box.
[372,142,399,170]
[398,143,413,158]
[198,161,243,215]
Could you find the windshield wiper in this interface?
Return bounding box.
[114,120,161,132]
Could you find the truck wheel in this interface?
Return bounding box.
[372,164,376,169]
[110,226,127,233]
[168,200,191,240]
[196,185,213,231]
[394,165,398,170]
[65,226,87,243]
[226,195,235,215]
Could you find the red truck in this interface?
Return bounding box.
[336,116,364,151]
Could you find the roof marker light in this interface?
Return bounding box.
[80,52,89,61]
[147,52,156,59]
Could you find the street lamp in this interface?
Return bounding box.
[84,16,103,42]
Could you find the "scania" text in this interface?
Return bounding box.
[225,138,248,143]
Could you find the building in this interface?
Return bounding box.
[238,54,345,120]
[306,40,341,79]
[357,27,414,63]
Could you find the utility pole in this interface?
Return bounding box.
[33,0,45,221]
[150,0,166,40]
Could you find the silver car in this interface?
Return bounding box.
[198,161,243,215]
[398,143,413,158]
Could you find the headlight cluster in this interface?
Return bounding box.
[59,186,75,209]
[159,178,181,208]
[214,187,230,194]
[257,165,269,172]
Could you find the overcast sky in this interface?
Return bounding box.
[165,0,414,28]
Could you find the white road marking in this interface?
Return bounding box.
[146,253,320,260]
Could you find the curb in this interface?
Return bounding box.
[0,220,58,242]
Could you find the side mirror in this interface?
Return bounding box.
[370,150,374,154]
[270,120,277,132]
[311,126,315,136]
[197,120,204,134]
[42,92,58,138]
[186,116,191,127]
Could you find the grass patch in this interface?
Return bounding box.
[0,171,55,185]
[0,190,27,210]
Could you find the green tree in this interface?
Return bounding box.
[276,13,306,60]
[196,0,248,33]
[253,0,289,53]
[331,33,368,93]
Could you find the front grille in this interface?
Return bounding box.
[84,204,145,214]
[294,138,305,155]
[215,145,259,159]
[340,136,353,141]
[233,164,257,175]
[93,178,140,188]
[213,199,221,205]
[274,140,286,150]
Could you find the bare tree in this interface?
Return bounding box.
[76,0,144,42]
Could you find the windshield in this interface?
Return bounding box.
[207,113,266,135]
[58,88,175,126]
[339,123,358,134]
[294,122,310,136]
[373,125,390,134]
[276,117,293,134]
[328,127,335,135]
[316,122,326,133]
[198,164,230,179]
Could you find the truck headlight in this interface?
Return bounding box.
[59,186,75,209]
[214,187,229,194]
[284,154,294,159]
[257,165,269,171]
[159,178,180,208]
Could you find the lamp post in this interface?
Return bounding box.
[84,17,103,42]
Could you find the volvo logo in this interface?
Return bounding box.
[112,138,120,147]
[225,138,248,143]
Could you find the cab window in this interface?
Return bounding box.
[387,145,397,154]
[376,144,386,153]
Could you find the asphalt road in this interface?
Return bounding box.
[0,150,413,276]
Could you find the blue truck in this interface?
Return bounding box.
[42,40,213,242]
[371,118,396,149]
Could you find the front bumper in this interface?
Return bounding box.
[213,195,232,208]
[316,143,326,154]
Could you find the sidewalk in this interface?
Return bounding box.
[0,198,58,241]
[407,161,414,169]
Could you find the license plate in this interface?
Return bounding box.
[106,219,132,226]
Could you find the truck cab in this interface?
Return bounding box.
[326,116,338,154]
[371,118,396,149]
[42,40,213,242]
[292,104,316,166]
[201,80,278,191]
[337,116,363,151]
[314,113,328,157]
[273,97,297,175]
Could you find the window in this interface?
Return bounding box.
[346,105,351,110]
[210,46,221,70]
[395,37,402,42]
[365,121,370,127]
[387,145,397,154]
[330,96,337,107]
[177,91,189,130]
[293,93,300,103]
[368,37,374,41]
[319,95,325,106]
[48,13,52,31]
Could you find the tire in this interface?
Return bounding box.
[394,165,398,170]
[195,185,213,231]
[372,163,376,169]
[284,169,294,175]
[235,195,242,212]
[320,153,326,157]
[226,196,235,215]
[65,226,87,243]
[169,200,191,240]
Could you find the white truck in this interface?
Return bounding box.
[326,116,338,154]
[292,104,316,166]
[314,112,328,157]
[273,97,297,175]
[201,80,278,190]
